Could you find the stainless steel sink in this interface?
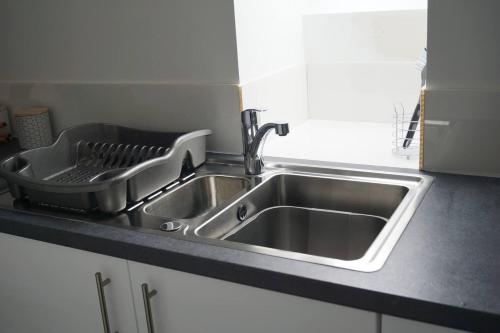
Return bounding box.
[196,173,408,239]
[225,207,386,261]
[113,158,431,272]
[192,163,432,272]
[133,174,251,233]
[6,154,430,272]
[145,175,250,220]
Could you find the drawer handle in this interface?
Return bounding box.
[141,283,158,333]
[95,272,118,333]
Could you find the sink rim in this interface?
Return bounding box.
[193,166,432,272]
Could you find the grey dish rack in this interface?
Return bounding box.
[0,123,211,213]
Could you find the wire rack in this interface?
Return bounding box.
[49,141,170,184]
[392,103,420,159]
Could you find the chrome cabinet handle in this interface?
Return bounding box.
[141,283,158,333]
[95,272,118,333]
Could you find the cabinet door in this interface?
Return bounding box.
[0,233,137,333]
[382,315,470,333]
[129,261,377,333]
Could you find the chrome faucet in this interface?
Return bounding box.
[241,109,289,175]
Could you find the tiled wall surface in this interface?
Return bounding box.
[0,83,242,153]
[239,65,308,127]
[234,0,306,84]
[304,10,427,123]
[0,0,243,153]
[423,0,500,177]
[305,0,427,15]
[307,62,420,123]
[234,0,309,132]
[424,90,500,177]
[0,0,239,84]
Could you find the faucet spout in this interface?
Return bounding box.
[241,109,289,175]
[248,122,289,157]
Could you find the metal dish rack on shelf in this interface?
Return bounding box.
[392,103,420,159]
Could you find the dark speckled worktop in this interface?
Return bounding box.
[0,154,499,332]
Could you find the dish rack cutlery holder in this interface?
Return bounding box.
[392,104,420,159]
[0,123,211,213]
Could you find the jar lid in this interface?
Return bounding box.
[14,107,49,117]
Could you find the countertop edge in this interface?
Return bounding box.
[0,208,497,333]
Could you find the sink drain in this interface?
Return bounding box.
[160,220,183,232]
[237,205,248,221]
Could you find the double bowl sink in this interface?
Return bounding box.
[126,159,432,272]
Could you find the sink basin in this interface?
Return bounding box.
[197,173,407,238]
[225,206,386,261]
[195,168,431,272]
[145,175,250,220]
[115,175,251,233]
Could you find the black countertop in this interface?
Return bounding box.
[0,155,499,332]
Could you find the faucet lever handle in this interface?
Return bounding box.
[243,109,267,125]
[242,108,268,128]
[242,108,267,113]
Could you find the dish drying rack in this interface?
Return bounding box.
[51,140,171,184]
[392,103,420,159]
[0,123,211,213]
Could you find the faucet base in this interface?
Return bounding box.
[244,156,265,175]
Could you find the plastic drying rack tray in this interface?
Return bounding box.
[0,123,211,213]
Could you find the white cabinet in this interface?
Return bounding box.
[382,315,470,333]
[128,260,377,333]
[0,233,137,333]
[2,233,470,333]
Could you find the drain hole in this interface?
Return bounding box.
[160,220,183,232]
[237,205,248,221]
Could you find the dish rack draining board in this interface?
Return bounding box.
[0,123,211,213]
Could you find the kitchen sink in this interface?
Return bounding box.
[225,207,386,261]
[2,151,431,272]
[105,159,431,272]
[197,173,407,239]
[145,175,250,220]
[116,173,252,233]
[192,164,432,272]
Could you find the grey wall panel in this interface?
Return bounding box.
[424,90,500,177]
[0,83,242,153]
[0,0,239,84]
[424,0,500,177]
[427,0,500,90]
[0,0,242,153]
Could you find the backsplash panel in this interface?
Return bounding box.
[307,62,420,123]
[239,65,308,127]
[423,89,500,177]
[304,10,426,123]
[0,82,242,153]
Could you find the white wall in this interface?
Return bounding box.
[305,10,427,123]
[234,0,306,84]
[0,0,243,152]
[240,66,308,126]
[234,0,308,128]
[305,0,427,14]
[423,0,500,177]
